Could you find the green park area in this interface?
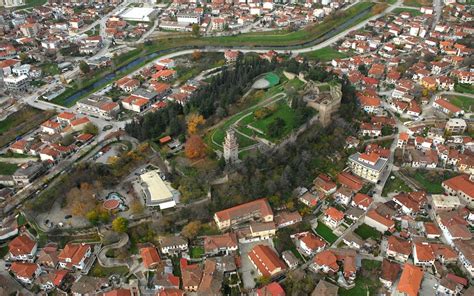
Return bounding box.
[403,0,432,7]
[403,169,457,194]
[447,95,474,112]
[303,47,350,61]
[207,75,310,153]
[455,84,474,95]
[0,106,55,147]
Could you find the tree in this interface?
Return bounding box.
[61,134,75,146]
[267,117,286,138]
[112,217,129,233]
[66,182,99,217]
[192,50,202,61]
[181,220,201,240]
[192,24,200,37]
[130,200,144,215]
[371,3,387,14]
[79,61,91,74]
[187,113,206,135]
[84,123,99,135]
[184,135,207,159]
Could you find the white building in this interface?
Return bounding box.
[348,152,388,183]
[140,170,179,209]
[4,75,28,92]
[177,13,200,25]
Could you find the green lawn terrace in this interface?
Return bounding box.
[206,73,310,156]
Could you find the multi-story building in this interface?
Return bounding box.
[445,118,467,134]
[248,244,286,277]
[4,75,28,92]
[348,152,388,183]
[214,198,273,230]
[442,174,474,209]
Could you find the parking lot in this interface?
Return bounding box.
[238,238,275,289]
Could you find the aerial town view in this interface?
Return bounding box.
[0,0,473,294]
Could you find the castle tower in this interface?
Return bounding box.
[223,128,239,164]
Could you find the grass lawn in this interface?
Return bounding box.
[41,63,60,76]
[403,0,432,7]
[249,101,298,141]
[303,46,350,61]
[447,95,474,112]
[0,106,55,147]
[354,224,382,240]
[455,84,474,95]
[314,222,338,243]
[362,259,382,271]
[190,246,204,259]
[392,7,423,16]
[89,263,129,277]
[0,245,9,258]
[13,0,46,10]
[404,169,457,194]
[0,162,18,175]
[85,25,100,36]
[382,173,412,196]
[339,274,382,296]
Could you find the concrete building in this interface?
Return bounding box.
[140,170,179,209]
[213,198,273,230]
[348,152,388,183]
[4,75,28,92]
[442,174,474,209]
[445,118,467,134]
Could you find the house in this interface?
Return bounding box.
[57,243,91,270]
[358,95,381,113]
[224,50,239,63]
[311,249,356,283]
[351,193,373,211]
[442,174,474,209]
[313,174,337,195]
[159,236,188,255]
[396,263,423,296]
[337,172,363,192]
[334,186,353,206]
[413,241,435,266]
[41,120,61,134]
[431,194,461,212]
[203,233,238,255]
[386,236,411,263]
[157,288,185,296]
[70,276,109,295]
[360,123,382,137]
[298,192,319,207]
[180,259,202,292]
[140,246,161,270]
[8,234,37,262]
[257,282,285,296]
[282,250,300,269]
[438,209,472,244]
[423,222,441,239]
[37,243,59,268]
[122,95,150,113]
[248,244,286,277]
[393,193,421,215]
[364,209,394,233]
[348,152,388,183]
[274,211,302,229]
[57,112,76,125]
[116,77,140,92]
[342,232,364,250]
[453,239,474,278]
[10,262,41,284]
[292,232,326,257]
[379,259,401,288]
[397,132,409,148]
[311,280,338,296]
[436,277,463,296]
[433,98,464,117]
[322,207,344,229]
[214,198,273,230]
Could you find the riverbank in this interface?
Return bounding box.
[48,1,376,107]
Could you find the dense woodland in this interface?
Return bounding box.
[125,55,310,141]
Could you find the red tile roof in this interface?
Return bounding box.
[397,263,423,296]
[10,262,38,279]
[337,172,363,192]
[325,207,344,222]
[8,234,36,257]
[352,193,372,208]
[257,282,286,296]
[442,174,474,199]
[248,245,286,277]
[215,198,273,223]
[103,288,132,296]
[140,246,161,269]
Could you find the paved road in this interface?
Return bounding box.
[97,232,130,268]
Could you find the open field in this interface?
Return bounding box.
[354,224,381,240]
[403,0,432,7]
[0,162,18,175]
[403,169,457,194]
[0,106,55,148]
[303,46,350,61]
[392,7,423,16]
[455,84,474,95]
[382,173,412,196]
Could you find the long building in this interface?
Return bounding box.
[213,198,273,230]
[140,170,179,210]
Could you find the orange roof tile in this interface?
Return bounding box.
[397,263,423,296]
